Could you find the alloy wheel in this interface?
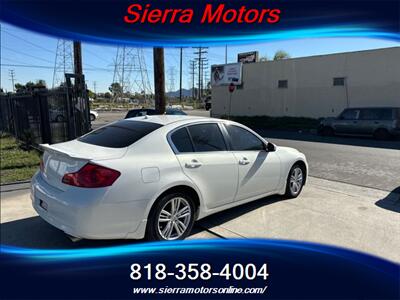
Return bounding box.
[157,197,191,240]
[289,167,303,195]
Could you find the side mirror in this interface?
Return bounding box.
[266,142,276,152]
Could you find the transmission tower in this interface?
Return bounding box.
[167,66,176,93]
[112,47,152,102]
[53,39,74,88]
[8,69,16,92]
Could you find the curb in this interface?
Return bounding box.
[1,180,31,186]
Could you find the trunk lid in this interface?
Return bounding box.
[40,140,127,191]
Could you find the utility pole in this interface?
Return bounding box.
[73,41,83,91]
[189,60,196,100]
[8,69,16,92]
[193,47,208,103]
[179,47,183,103]
[153,48,166,114]
[93,81,97,99]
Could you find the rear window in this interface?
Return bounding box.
[79,120,162,148]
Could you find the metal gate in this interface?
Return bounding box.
[0,74,91,146]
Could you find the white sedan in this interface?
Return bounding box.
[31,116,307,241]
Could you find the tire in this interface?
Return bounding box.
[285,164,306,198]
[320,126,334,136]
[373,128,391,140]
[55,115,65,122]
[146,192,196,241]
[90,114,96,121]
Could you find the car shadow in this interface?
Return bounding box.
[0,216,205,249]
[375,187,400,213]
[256,129,400,150]
[197,194,285,231]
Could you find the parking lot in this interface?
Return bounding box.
[1,110,399,262]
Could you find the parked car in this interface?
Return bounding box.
[50,109,98,122]
[318,107,400,140]
[90,110,98,121]
[125,108,187,118]
[49,108,66,122]
[32,116,307,241]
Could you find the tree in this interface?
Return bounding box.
[87,89,95,99]
[14,80,46,92]
[104,92,112,99]
[273,50,290,60]
[109,82,122,96]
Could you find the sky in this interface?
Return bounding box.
[1,22,399,93]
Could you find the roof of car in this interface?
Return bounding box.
[124,114,217,126]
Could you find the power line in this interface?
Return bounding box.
[1,63,114,72]
[1,28,54,53]
[1,45,54,64]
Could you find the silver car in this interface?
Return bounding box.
[318,107,400,140]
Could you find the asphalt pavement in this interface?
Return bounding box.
[93,110,400,192]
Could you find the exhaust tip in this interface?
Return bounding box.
[66,234,82,243]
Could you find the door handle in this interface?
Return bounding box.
[185,159,202,169]
[239,157,250,165]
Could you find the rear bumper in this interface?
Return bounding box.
[31,172,148,240]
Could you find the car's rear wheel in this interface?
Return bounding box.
[146,192,195,241]
[373,128,391,140]
[90,114,96,121]
[285,164,305,198]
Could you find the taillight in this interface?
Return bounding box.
[40,158,44,172]
[62,163,120,188]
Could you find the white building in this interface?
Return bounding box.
[211,47,400,119]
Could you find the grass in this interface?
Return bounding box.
[224,116,320,131]
[0,134,40,184]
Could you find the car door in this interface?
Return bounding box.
[359,108,392,134]
[334,109,360,134]
[223,124,281,202]
[170,123,239,209]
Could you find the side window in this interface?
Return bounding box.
[188,124,227,152]
[225,125,265,151]
[360,109,380,120]
[341,109,359,120]
[170,128,194,153]
[377,109,393,120]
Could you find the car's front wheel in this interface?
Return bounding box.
[146,192,195,241]
[285,164,305,198]
[90,114,96,121]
